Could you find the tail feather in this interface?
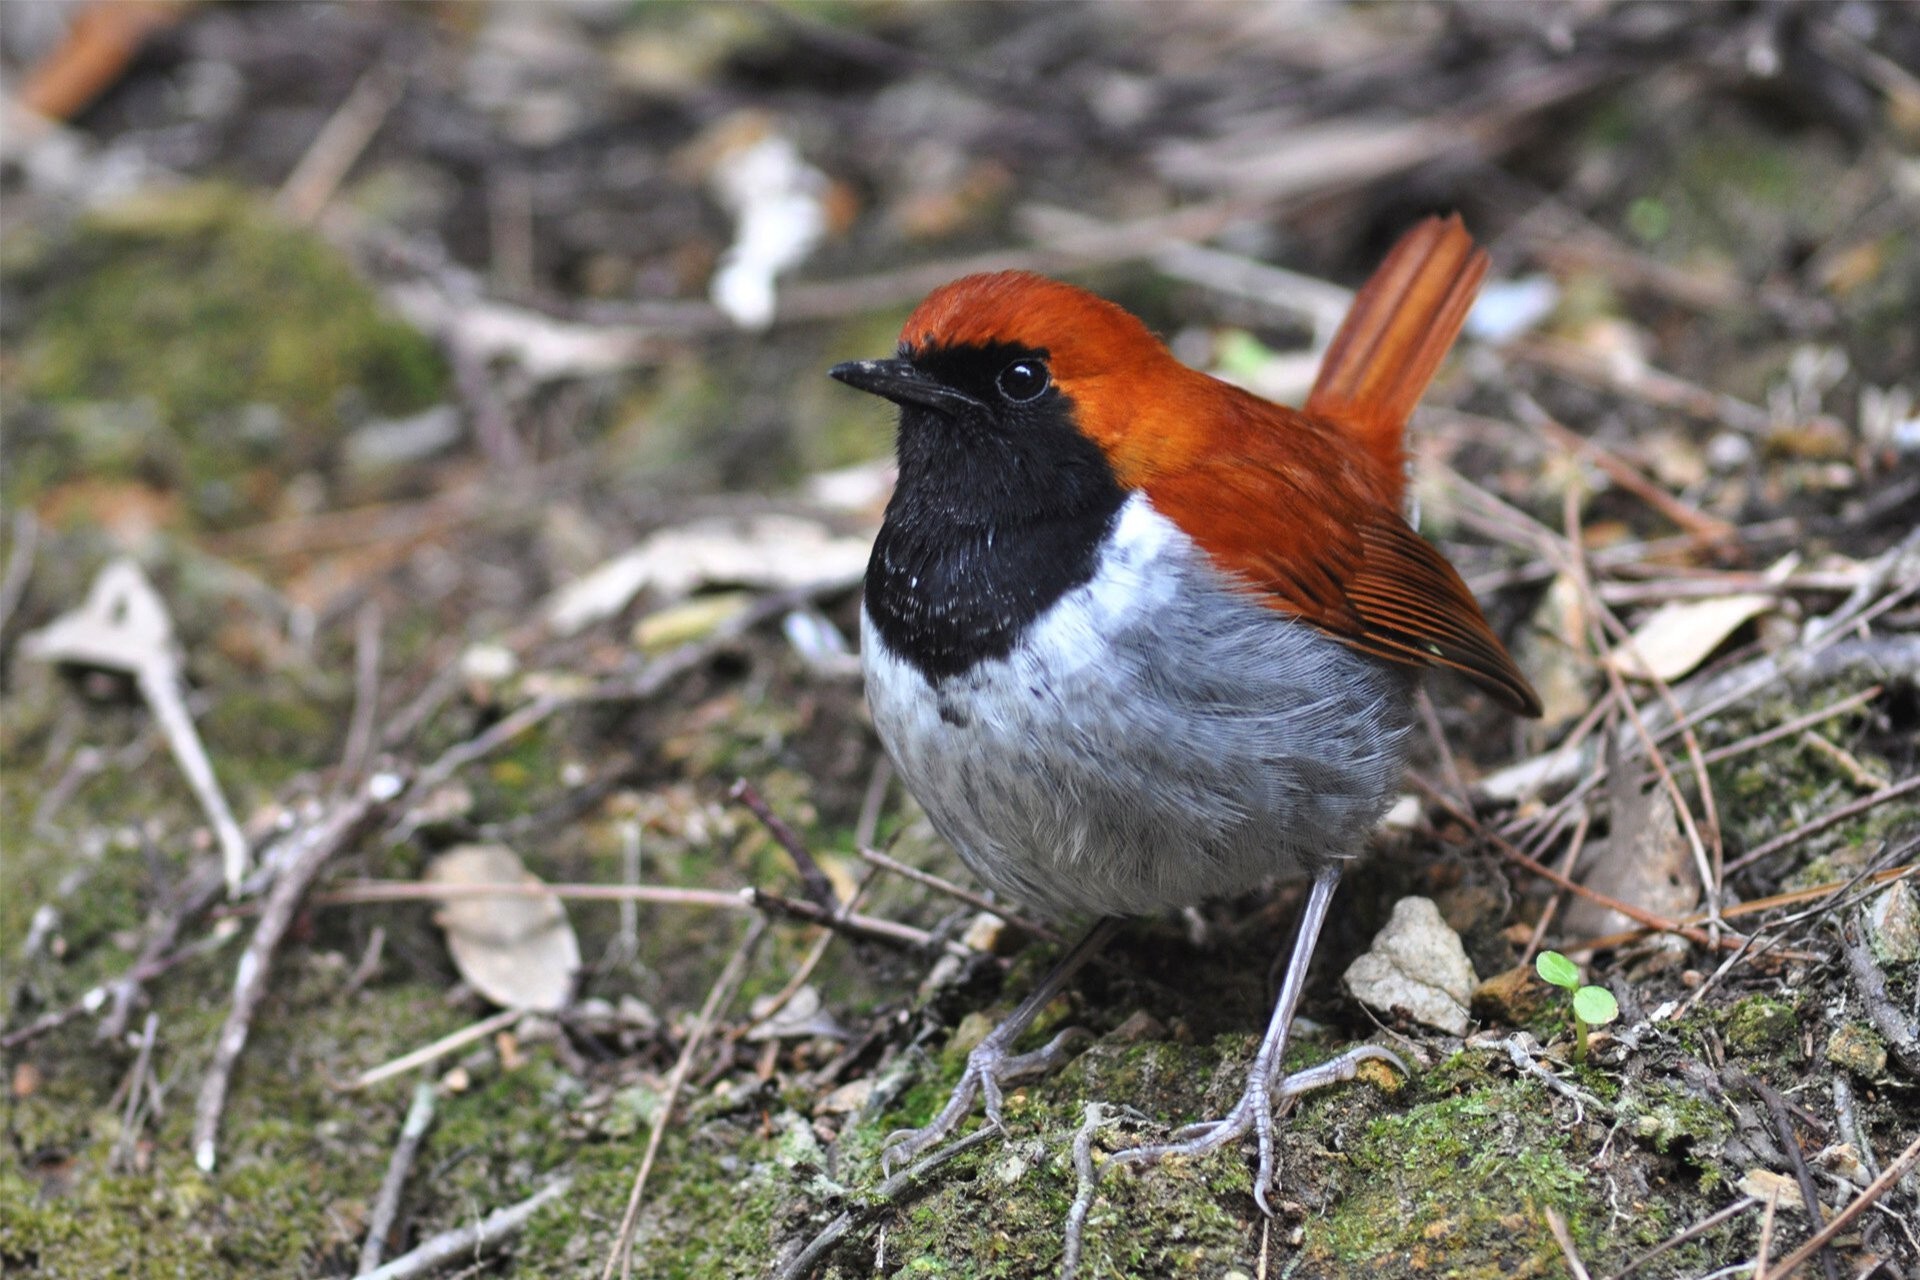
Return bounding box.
[1304,214,1487,503]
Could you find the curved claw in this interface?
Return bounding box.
[1272,1043,1407,1100]
[881,1026,1096,1171]
[1108,1044,1409,1215]
[880,923,1118,1173]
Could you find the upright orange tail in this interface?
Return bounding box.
[1303,215,1487,505]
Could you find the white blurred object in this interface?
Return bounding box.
[782,608,859,679]
[544,514,869,635]
[22,559,251,895]
[708,132,830,329]
[1465,275,1559,342]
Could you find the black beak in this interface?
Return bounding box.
[829,358,981,414]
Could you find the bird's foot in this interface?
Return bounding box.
[882,1025,1094,1170]
[1110,1044,1406,1215]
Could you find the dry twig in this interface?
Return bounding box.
[277,62,406,224]
[603,918,769,1280]
[347,1010,519,1092]
[1766,1132,1920,1280]
[1544,1204,1593,1280]
[357,1080,439,1275]
[1602,1196,1759,1280]
[731,777,838,912]
[1,924,233,1051]
[858,846,1062,942]
[1724,773,1920,874]
[1742,1073,1839,1280]
[0,509,37,641]
[192,788,386,1171]
[1413,778,1727,951]
[771,1128,1000,1280]
[1060,1102,1110,1280]
[338,601,384,787]
[1839,913,1920,1076]
[358,1176,573,1280]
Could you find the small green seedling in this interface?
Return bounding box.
[1535,951,1620,1063]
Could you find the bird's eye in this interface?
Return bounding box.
[996,360,1050,403]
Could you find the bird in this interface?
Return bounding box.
[828,214,1540,1210]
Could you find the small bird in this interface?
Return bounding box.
[830,215,1539,1208]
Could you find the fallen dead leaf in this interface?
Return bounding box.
[1608,593,1772,682]
[544,514,869,636]
[1736,1168,1806,1212]
[427,843,580,1014]
[1565,733,1700,938]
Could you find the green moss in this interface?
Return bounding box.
[617,1118,802,1280]
[1723,994,1797,1052]
[1307,1075,1609,1275]
[7,183,444,526]
[0,971,497,1278]
[1625,1081,1733,1159]
[1825,1023,1889,1076]
[196,686,341,798]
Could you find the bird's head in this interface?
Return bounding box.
[830,272,1218,490]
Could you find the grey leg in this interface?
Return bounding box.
[1109,868,1407,1215]
[884,918,1121,1169]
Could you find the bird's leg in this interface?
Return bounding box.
[883,918,1120,1170]
[1109,868,1407,1215]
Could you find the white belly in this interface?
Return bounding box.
[862,494,1415,921]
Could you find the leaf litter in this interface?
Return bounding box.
[2,4,1917,1279]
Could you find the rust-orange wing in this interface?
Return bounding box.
[1141,215,1539,716]
[1144,409,1541,716]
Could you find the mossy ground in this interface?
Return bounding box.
[5,185,446,531]
[5,7,1920,1278]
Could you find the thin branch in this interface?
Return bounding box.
[1520,393,1738,547]
[1840,912,1920,1076]
[731,778,837,912]
[277,62,406,224]
[749,872,877,1033]
[858,846,1062,943]
[1,925,233,1050]
[1412,777,1725,951]
[108,1012,160,1173]
[338,601,383,787]
[1603,1197,1758,1280]
[1724,773,1920,874]
[1060,1103,1109,1280]
[770,1128,1000,1280]
[358,1176,572,1280]
[347,1010,519,1092]
[1743,1074,1838,1280]
[1753,1183,1783,1280]
[0,509,38,641]
[1544,1204,1593,1280]
[101,858,226,1041]
[747,888,964,959]
[299,879,967,957]
[310,880,745,910]
[192,789,385,1171]
[1691,687,1882,771]
[1495,1034,1613,1119]
[603,917,768,1280]
[1766,1132,1920,1280]
[1561,863,1915,956]
[357,1081,439,1275]
[1562,485,1722,935]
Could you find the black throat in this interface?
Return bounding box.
[865,345,1128,682]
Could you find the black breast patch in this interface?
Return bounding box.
[864,343,1128,682]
